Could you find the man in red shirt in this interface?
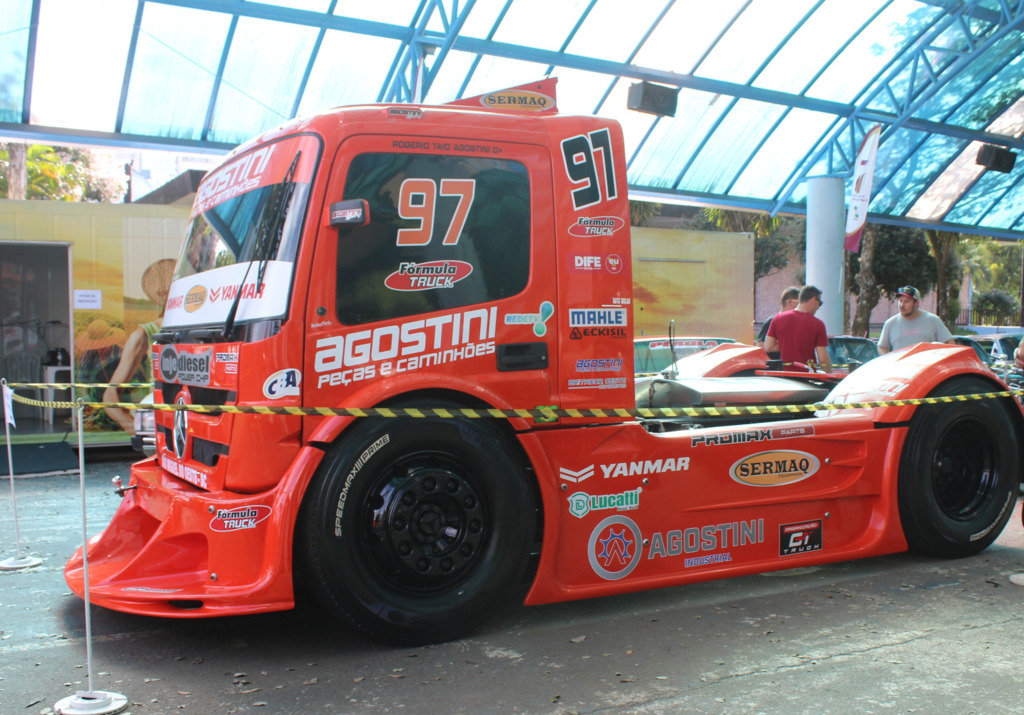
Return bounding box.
[763,285,831,372]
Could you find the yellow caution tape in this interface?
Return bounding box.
[4,382,1022,419]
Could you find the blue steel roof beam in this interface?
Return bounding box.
[115,1,146,133]
[714,1,824,194]
[770,0,1024,215]
[20,0,41,124]
[201,14,238,142]
[455,0,514,100]
[593,0,675,116]
[420,0,478,99]
[0,122,236,154]
[379,0,430,103]
[543,0,598,78]
[880,49,1024,220]
[289,1,339,119]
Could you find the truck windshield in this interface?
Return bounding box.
[163,134,321,329]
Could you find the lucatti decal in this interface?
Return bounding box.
[730,450,820,487]
[210,505,273,532]
[384,260,473,291]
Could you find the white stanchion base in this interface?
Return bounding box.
[54,690,128,715]
[0,554,42,570]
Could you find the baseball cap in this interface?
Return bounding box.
[896,285,921,301]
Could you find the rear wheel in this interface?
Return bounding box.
[898,376,1019,558]
[298,414,535,644]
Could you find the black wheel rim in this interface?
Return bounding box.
[931,415,997,521]
[357,451,488,595]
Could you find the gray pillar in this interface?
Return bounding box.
[806,176,846,335]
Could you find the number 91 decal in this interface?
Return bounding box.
[561,128,618,210]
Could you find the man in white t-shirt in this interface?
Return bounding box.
[877,285,954,354]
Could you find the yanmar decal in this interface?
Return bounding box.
[568,487,641,518]
[648,519,764,567]
[730,450,820,487]
[560,457,689,483]
[210,505,273,532]
[691,424,814,447]
[588,515,643,580]
[384,260,473,291]
[263,368,301,399]
[780,519,823,556]
[568,216,626,237]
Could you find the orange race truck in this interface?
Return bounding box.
[66,100,1024,644]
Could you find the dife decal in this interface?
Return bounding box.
[588,515,643,580]
[780,519,823,556]
[568,487,641,518]
[209,505,273,532]
[730,450,820,487]
[263,368,301,399]
[504,301,554,337]
[568,216,627,237]
[384,260,473,291]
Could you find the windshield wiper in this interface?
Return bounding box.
[221,152,301,341]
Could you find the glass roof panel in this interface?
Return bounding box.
[207,17,319,143]
[874,130,960,214]
[630,0,748,74]
[565,0,668,62]
[491,0,596,52]
[297,30,401,115]
[944,159,1024,228]
[753,0,888,95]
[729,109,838,199]
[0,0,32,123]
[677,99,786,195]
[31,0,135,131]
[805,0,941,103]
[625,88,728,190]
[694,0,819,86]
[260,0,334,12]
[121,4,231,141]
[335,0,423,26]
[920,33,1024,128]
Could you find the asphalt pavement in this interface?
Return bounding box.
[3,449,1024,714]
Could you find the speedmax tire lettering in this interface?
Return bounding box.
[334,433,390,537]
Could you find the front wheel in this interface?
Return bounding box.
[898,376,1019,558]
[297,414,536,644]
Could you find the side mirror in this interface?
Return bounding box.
[328,199,370,228]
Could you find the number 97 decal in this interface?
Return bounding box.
[397,178,476,246]
[561,128,618,210]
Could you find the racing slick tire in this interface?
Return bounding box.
[297,413,536,645]
[897,376,1019,558]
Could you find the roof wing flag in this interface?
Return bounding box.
[844,124,882,253]
[445,78,558,115]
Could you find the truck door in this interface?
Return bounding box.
[305,130,559,413]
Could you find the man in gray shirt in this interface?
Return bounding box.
[877,285,954,354]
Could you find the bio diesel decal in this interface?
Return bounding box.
[568,487,641,518]
[210,505,273,532]
[158,345,212,386]
[730,450,820,487]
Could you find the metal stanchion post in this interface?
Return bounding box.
[0,381,42,570]
[53,400,127,715]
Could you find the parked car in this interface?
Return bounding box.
[827,336,878,373]
[953,336,1024,383]
[969,332,1024,366]
[634,336,735,374]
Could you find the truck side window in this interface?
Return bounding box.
[336,153,530,325]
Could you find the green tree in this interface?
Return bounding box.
[629,200,661,227]
[1,143,125,202]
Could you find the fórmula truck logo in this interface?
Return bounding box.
[384,260,473,291]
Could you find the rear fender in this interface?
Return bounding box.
[824,343,1016,423]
